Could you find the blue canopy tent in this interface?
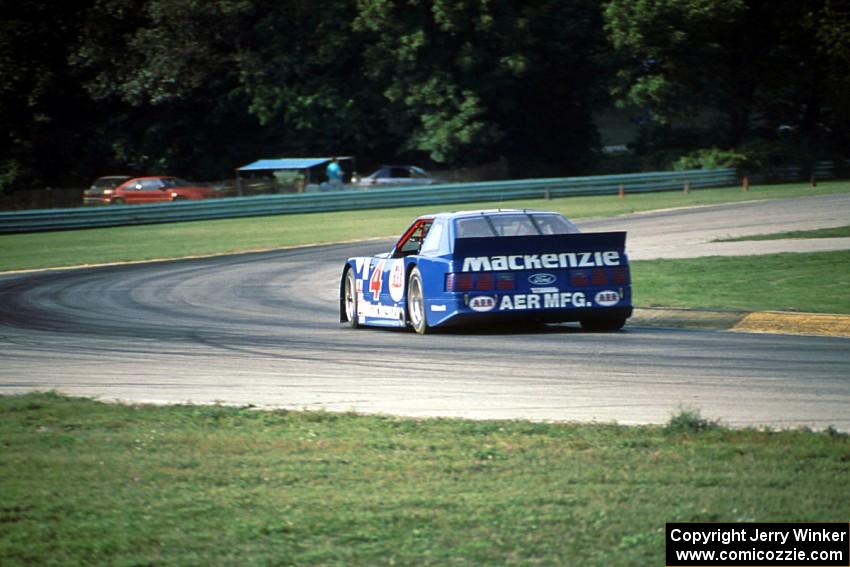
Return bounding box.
[236,157,355,194]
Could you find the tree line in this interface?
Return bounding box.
[1,0,848,192]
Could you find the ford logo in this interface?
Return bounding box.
[528,273,557,285]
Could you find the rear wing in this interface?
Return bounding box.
[452,232,628,272]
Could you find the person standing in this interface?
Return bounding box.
[326,157,343,190]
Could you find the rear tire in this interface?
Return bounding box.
[407,267,429,334]
[343,268,359,329]
[580,317,626,332]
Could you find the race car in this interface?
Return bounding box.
[339,209,632,333]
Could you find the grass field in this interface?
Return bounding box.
[633,250,850,313]
[1,393,848,566]
[1,180,847,273]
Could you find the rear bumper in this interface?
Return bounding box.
[426,287,633,328]
[433,306,633,328]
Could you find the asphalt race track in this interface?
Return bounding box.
[1,194,849,429]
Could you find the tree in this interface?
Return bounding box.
[0,1,100,191]
[236,0,376,158]
[604,0,850,153]
[353,0,604,169]
[72,0,271,179]
[352,0,508,164]
[494,1,605,171]
[804,0,850,148]
[0,0,620,189]
[604,0,748,145]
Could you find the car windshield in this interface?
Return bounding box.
[455,213,580,238]
[92,177,128,189]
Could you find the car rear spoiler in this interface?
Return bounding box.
[452,232,628,272]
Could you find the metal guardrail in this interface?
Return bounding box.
[0,168,735,234]
[745,160,837,184]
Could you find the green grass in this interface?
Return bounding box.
[1,180,847,272]
[632,250,850,313]
[1,393,847,566]
[719,225,850,242]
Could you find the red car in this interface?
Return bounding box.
[83,176,217,205]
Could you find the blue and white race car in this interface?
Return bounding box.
[339,209,632,333]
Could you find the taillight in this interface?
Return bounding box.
[456,273,473,290]
[496,273,514,290]
[444,272,520,291]
[591,268,608,285]
[476,273,494,290]
[611,267,630,284]
[447,273,474,291]
[571,270,589,286]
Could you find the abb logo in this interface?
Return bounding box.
[469,296,496,312]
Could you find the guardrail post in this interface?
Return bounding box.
[618,184,625,198]
[742,176,749,192]
[683,182,690,194]
[810,174,817,188]
[544,189,551,200]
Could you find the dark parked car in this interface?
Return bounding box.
[83,176,132,203]
[352,165,436,188]
[83,176,217,205]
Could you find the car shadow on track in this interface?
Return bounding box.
[439,323,632,336]
[347,322,630,336]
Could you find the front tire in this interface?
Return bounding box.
[343,268,359,329]
[407,267,429,334]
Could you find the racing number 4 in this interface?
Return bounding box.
[369,260,386,301]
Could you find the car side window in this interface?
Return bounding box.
[395,220,433,256]
[418,219,445,255]
[140,179,163,190]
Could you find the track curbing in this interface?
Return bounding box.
[733,311,850,338]
[631,307,850,338]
